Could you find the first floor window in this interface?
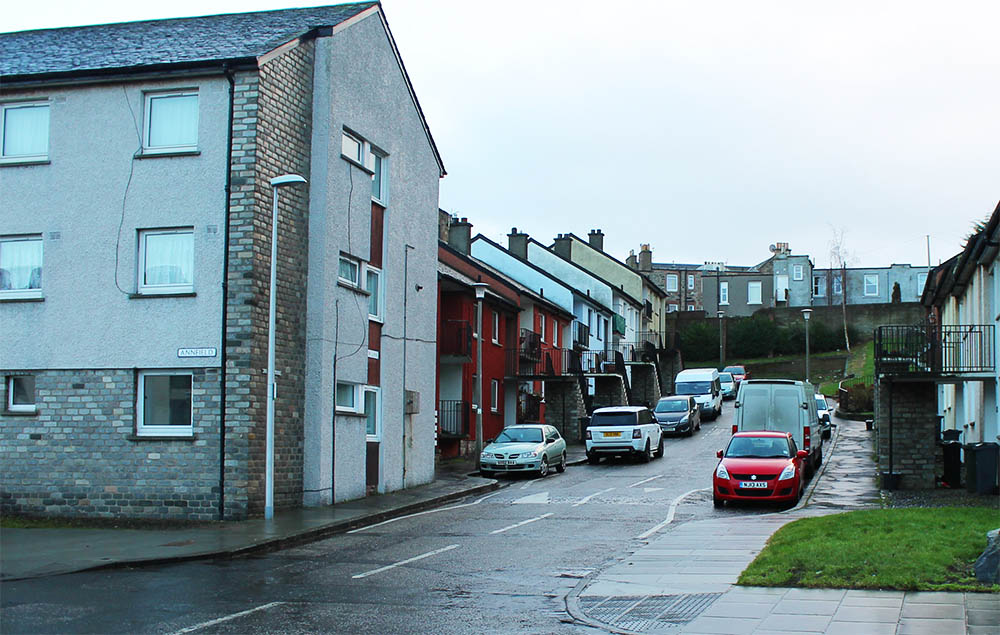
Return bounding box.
[341,131,363,163]
[833,275,843,295]
[687,274,695,290]
[6,375,36,413]
[0,234,43,298]
[491,379,499,413]
[539,314,547,342]
[364,386,381,439]
[687,304,695,311]
[144,91,198,152]
[666,274,678,292]
[668,304,678,313]
[793,264,804,281]
[339,256,360,286]
[366,266,383,321]
[813,276,825,297]
[137,371,192,436]
[864,274,879,296]
[748,281,762,305]
[369,148,388,203]
[492,310,500,344]
[336,382,358,412]
[1,101,49,162]
[719,281,729,305]
[139,228,193,294]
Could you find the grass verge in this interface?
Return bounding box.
[819,340,874,397]
[738,507,1000,592]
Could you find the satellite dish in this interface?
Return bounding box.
[769,244,777,253]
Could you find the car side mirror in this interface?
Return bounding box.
[546,438,554,445]
[486,438,494,445]
[801,403,809,409]
[717,449,724,458]
[796,450,808,459]
[734,401,740,408]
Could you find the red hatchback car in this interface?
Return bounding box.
[713,431,807,507]
[722,365,750,385]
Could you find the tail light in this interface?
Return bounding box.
[803,426,811,450]
[632,429,642,439]
[732,424,737,434]
[585,429,592,440]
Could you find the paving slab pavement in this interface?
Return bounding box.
[566,416,997,634]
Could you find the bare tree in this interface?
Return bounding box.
[829,227,854,352]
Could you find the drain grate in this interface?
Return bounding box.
[579,593,722,632]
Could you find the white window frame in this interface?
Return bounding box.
[491,379,499,413]
[365,265,383,322]
[369,147,388,204]
[137,228,194,295]
[687,304,695,311]
[668,303,679,313]
[539,314,546,342]
[6,375,37,413]
[793,264,804,281]
[813,276,825,297]
[666,274,678,292]
[748,281,763,305]
[0,234,44,299]
[719,281,729,305]
[492,310,500,345]
[364,385,381,440]
[864,274,879,297]
[341,130,363,164]
[687,274,695,291]
[136,370,193,437]
[336,381,361,414]
[1,101,50,163]
[143,91,199,154]
[339,255,361,287]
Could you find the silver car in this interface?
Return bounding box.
[480,424,567,478]
[815,394,833,439]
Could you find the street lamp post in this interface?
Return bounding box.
[717,310,725,370]
[802,308,813,384]
[472,283,489,472]
[265,174,307,520]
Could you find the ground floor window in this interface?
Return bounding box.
[364,386,381,439]
[137,370,192,436]
[6,375,36,413]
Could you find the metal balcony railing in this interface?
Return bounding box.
[440,320,472,358]
[519,328,542,361]
[438,400,470,438]
[874,324,995,376]
[506,346,564,377]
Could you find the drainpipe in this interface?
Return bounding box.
[218,65,236,521]
[402,244,414,487]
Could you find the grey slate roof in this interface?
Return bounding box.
[0,3,376,79]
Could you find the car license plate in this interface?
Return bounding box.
[501,460,517,465]
[740,481,768,489]
[603,431,622,438]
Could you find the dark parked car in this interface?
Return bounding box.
[653,395,701,436]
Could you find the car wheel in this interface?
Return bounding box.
[538,456,549,478]
[815,447,823,468]
[655,436,664,458]
[639,440,652,463]
[587,454,601,465]
[556,452,567,473]
[697,419,701,431]
[713,495,724,508]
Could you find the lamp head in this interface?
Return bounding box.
[270,174,307,187]
[801,308,813,321]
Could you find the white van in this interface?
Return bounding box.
[733,379,823,473]
[674,368,723,420]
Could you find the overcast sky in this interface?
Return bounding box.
[7,1,998,269]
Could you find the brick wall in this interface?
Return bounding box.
[592,374,628,411]
[875,378,938,489]
[0,369,222,520]
[627,363,662,408]
[543,377,587,441]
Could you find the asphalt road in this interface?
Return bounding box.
[1,403,820,635]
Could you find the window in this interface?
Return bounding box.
[138,229,193,294]
[369,148,388,203]
[687,304,695,311]
[666,274,678,292]
[539,314,546,342]
[364,386,381,439]
[864,274,879,296]
[719,281,729,305]
[0,234,43,299]
[813,276,825,297]
[793,264,804,281]
[344,130,389,203]
[917,272,928,295]
[342,131,363,163]
[144,91,198,152]
[366,266,383,321]
[336,382,359,413]
[687,274,695,290]
[6,375,36,413]
[492,311,500,344]
[833,275,843,295]
[1,102,49,162]
[748,281,762,304]
[491,379,499,413]
[137,371,192,437]
[339,256,360,286]
[668,303,678,312]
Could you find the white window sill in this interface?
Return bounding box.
[4,407,38,416]
[136,148,200,159]
[0,156,50,167]
[341,153,374,174]
[0,292,44,302]
[366,435,381,442]
[128,433,197,441]
[129,291,196,299]
[338,279,371,295]
[336,408,367,419]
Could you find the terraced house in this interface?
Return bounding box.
[0,3,444,520]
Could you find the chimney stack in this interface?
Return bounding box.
[638,243,652,272]
[588,229,605,252]
[626,249,638,270]
[507,227,529,259]
[447,216,472,255]
[552,233,572,259]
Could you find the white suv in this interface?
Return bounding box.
[586,406,664,464]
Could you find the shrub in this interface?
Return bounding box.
[844,384,874,412]
[728,316,779,359]
[679,321,718,361]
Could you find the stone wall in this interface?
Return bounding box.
[756,303,927,340]
[544,377,587,442]
[0,369,222,520]
[627,363,662,408]
[592,374,628,411]
[875,378,938,489]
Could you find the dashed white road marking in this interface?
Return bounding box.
[512,491,550,505]
[572,487,615,507]
[490,513,554,535]
[628,474,664,488]
[636,488,707,540]
[352,544,459,579]
[170,602,286,634]
[347,492,500,533]
[519,479,536,490]
[643,487,664,493]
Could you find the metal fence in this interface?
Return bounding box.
[438,400,470,437]
[875,324,995,375]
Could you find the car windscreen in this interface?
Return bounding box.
[654,400,687,413]
[723,366,744,374]
[494,428,542,443]
[675,381,711,395]
[719,373,734,382]
[589,412,637,427]
[815,396,828,409]
[726,436,791,458]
